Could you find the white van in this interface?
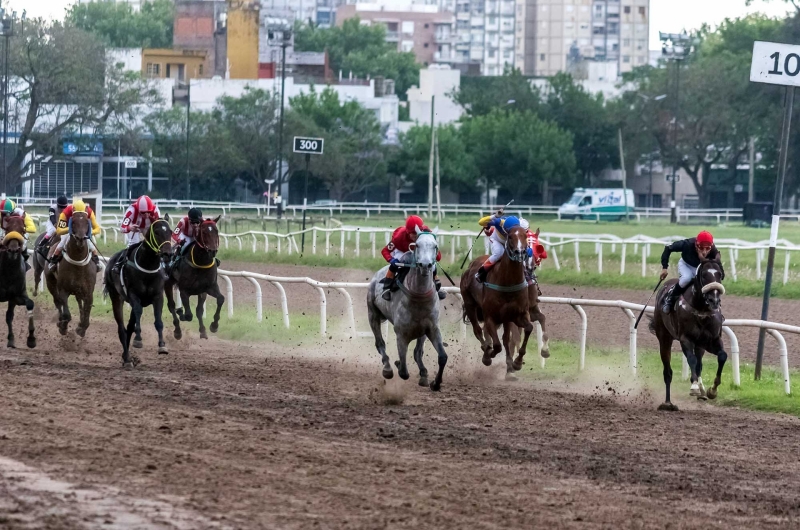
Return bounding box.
[558,188,635,220]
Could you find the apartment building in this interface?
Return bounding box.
[452,0,515,76]
[516,0,648,78]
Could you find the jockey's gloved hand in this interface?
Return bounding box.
[389,259,400,273]
[660,269,669,281]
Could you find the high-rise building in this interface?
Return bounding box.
[452,0,516,76]
[76,0,145,11]
[515,0,649,78]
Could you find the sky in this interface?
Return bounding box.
[10,0,798,50]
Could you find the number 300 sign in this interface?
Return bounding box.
[751,41,800,87]
[293,136,324,155]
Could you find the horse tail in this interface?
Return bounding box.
[647,316,656,336]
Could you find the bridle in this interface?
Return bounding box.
[143,219,172,254]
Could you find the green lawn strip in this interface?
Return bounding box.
[522,340,800,416]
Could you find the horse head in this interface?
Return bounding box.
[146,219,174,261]
[696,260,725,311]
[70,212,91,249]
[412,226,438,277]
[505,226,528,263]
[197,216,221,253]
[1,215,25,255]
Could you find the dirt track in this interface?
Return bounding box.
[3,263,800,528]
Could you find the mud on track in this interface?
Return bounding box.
[2,311,800,528]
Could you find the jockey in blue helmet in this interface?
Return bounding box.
[474,210,521,283]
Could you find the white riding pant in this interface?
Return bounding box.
[125,231,142,247]
[677,258,696,288]
[45,220,57,239]
[180,236,196,253]
[57,233,96,252]
[486,231,506,264]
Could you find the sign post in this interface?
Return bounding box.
[750,41,799,378]
[293,136,324,253]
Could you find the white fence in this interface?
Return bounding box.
[214,269,798,394]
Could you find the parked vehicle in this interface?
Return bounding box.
[558,188,635,220]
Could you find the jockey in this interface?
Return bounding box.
[522,219,548,287]
[474,210,521,284]
[169,207,203,268]
[660,230,724,313]
[113,195,161,272]
[48,199,101,269]
[379,214,444,301]
[1,201,37,268]
[43,195,69,243]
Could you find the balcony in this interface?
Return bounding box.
[385,31,399,41]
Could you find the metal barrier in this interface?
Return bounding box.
[215,269,799,394]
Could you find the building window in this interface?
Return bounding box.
[639,6,646,16]
[424,23,429,28]
[489,49,495,58]
[402,21,414,34]
[489,16,497,24]
[623,38,630,46]
[503,49,511,58]
[424,42,429,48]
[198,64,204,76]
[146,63,161,77]
[637,56,646,64]
[624,6,630,13]
[623,55,630,63]
[540,53,545,61]
[401,40,414,52]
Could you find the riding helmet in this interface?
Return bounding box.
[405,215,424,233]
[696,231,713,246]
[136,195,156,213]
[57,195,68,208]
[72,199,87,213]
[0,198,15,214]
[188,208,203,223]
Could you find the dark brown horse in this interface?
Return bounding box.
[650,260,728,411]
[44,212,98,337]
[0,215,36,349]
[165,217,225,340]
[104,219,173,367]
[460,225,534,380]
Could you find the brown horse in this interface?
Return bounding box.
[32,232,50,296]
[165,217,225,340]
[508,283,550,360]
[44,212,98,337]
[460,225,534,380]
[649,260,728,411]
[0,215,36,349]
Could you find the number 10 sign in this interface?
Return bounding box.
[750,41,800,86]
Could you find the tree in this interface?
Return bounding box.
[6,19,162,193]
[391,124,478,195]
[453,68,540,116]
[287,87,386,201]
[66,0,174,49]
[294,19,420,99]
[460,110,576,198]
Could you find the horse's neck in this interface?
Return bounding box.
[0,253,22,275]
[66,236,88,258]
[687,283,709,311]
[135,243,161,267]
[494,255,524,281]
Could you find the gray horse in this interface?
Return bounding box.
[367,230,448,391]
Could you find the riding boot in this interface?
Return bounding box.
[112,247,132,273]
[380,277,395,301]
[662,284,685,314]
[91,254,100,266]
[48,253,62,271]
[434,279,446,300]
[475,265,489,284]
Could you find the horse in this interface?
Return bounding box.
[104,219,173,367]
[44,212,98,337]
[460,225,534,380]
[165,217,225,340]
[32,232,50,296]
[649,260,728,411]
[508,282,551,360]
[366,229,448,391]
[0,215,36,349]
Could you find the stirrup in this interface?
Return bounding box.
[381,289,392,301]
[437,290,446,300]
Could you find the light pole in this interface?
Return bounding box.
[660,32,696,224]
[0,7,15,196]
[264,178,275,217]
[267,20,292,220]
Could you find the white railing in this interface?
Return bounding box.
[214,269,799,394]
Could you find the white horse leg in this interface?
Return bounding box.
[395,334,411,380]
[413,336,428,387]
[426,327,448,391]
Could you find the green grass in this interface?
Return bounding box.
[522,340,800,417]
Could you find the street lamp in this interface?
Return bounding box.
[660,31,697,224]
[0,7,15,196]
[266,18,292,219]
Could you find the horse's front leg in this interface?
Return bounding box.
[131,295,144,350]
[76,292,92,338]
[24,296,35,349]
[512,316,534,372]
[413,336,428,387]
[57,288,71,336]
[196,293,208,339]
[208,282,225,334]
[706,338,728,400]
[368,302,392,379]
[425,327,448,392]
[165,281,182,340]
[153,293,168,355]
[502,324,516,381]
[680,339,703,397]
[694,347,707,400]
[179,288,193,322]
[530,305,550,358]
[482,317,502,367]
[394,333,411,380]
[6,300,15,349]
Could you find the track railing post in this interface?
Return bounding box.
[721,326,740,387]
[572,304,587,370]
[622,307,637,376]
[245,277,262,322]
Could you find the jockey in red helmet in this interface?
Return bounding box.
[659,230,724,313]
[379,215,444,301]
[113,195,162,273]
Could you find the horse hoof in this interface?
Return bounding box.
[418,376,429,387]
[657,402,679,412]
[184,315,194,322]
[200,331,208,340]
[696,394,708,401]
[491,344,503,356]
[210,322,219,333]
[429,381,441,392]
[7,340,15,349]
[131,356,141,367]
[76,327,86,338]
[512,359,524,371]
[482,354,492,366]
[132,339,143,349]
[398,370,410,381]
[540,348,550,359]
[158,346,169,355]
[26,338,36,349]
[173,329,182,340]
[706,387,718,400]
[505,373,518,382]
[58,325,67,336]
[382,368,394,379]
[122,361,134,369]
